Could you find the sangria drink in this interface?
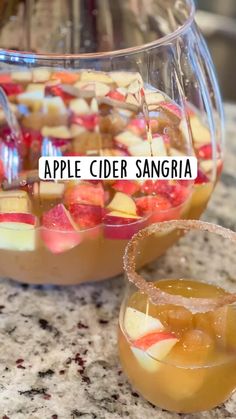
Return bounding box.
[0,0,224,284]
[0,68,221,284]
[119,220,236,413]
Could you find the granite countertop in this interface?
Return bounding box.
[0,104,236,419]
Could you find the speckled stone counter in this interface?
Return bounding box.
[0,104,236,419]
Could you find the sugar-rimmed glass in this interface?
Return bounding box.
[119,220,236,413]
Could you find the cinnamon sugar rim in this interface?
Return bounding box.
[123,219,236,313]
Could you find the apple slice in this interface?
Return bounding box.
[199,160,214,174]
[127,118,146,135]
[69,203,103,229]
[0,74,12,83]
[26,83,45,93]
[107,90,126,102]
[159,101,182,120]
[129,137,167,156]
[0,190,31,213]
[0,104,19,125]
[69,98,90,115]
[35,181,65,200]
[94,82,110,97]
[131,331,178,372]
[41,204,82,254]
[190,116,211,144]
[17,91,44,110]
[12,71,32,83]
[136,195,172,215]
[80,71,113,84]
[0,82,23,96]
[45,82,75,102]
[41,126,71,139]
[42,97,67,115]
[144,91,165,106]
[126,93,140,107]
[112,180,140,196]
[124,307,164,340]
[70,114,98,131]
[195,169,209,185]
[0,213,37,251]
[114,131,142,148]
[52,71,79,84]
[103,211,145,240]
[107,192,137,215]
[32,68,51,82]
[136,195,182,223]
[64,182,105,207]
[168,147,184,157]
[90,98,98,113]
[161,329,214,400]
[110,71,142,87]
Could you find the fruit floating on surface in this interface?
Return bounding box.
[0,69,221,283]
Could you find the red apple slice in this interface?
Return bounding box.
[0,74,12,83]
[0,213,37,251]
[51,71,79,84]
[136,195,182,223]
[126,93,140,107]
[196,144,220,160]
[45,82,75,101]
[106,90,126,102]
[69,203,103,229]
[127,118,146,135]
[0,82,23,96]
[41,204,82,254]
[107,192,137,215]
[195,169,209,185]
[131,331,178,372]
[159,101,182,119]
[112,180,140,196]
[64,182,105,207]
[124,307,164,340]
[103,211,145,240]
[110,71,142,87]
[136,195,171,215]
[12,71,32,83]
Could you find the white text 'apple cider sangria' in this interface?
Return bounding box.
[0,68,222,284]
[119,220,236,413]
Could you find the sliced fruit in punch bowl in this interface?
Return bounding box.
[0,0,224,284]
